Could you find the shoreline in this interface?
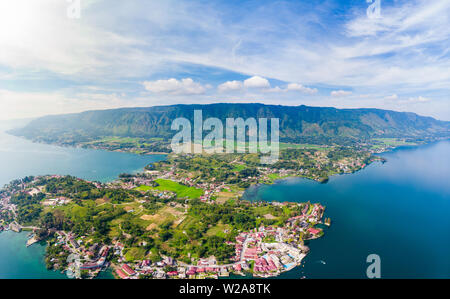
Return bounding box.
[1,173,328,280]
[1,136,447,279]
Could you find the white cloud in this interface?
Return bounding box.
[0,89,127,120]
[331,90,353,97]
[243,76,270,89]
[264,86,284,93]
[0,0,145,77]
[384,94,398,100]
[0,0,448,120]
[287,83,318,94]
[408,96,430,103]
[218,76,271,92]
[142,78,208,95]
[218,80,243,92]
[218,78,317,95]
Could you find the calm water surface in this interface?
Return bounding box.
[0,130,165,278]
[244,141,450,278]
[0,131,166,187]
[0,126,449,278]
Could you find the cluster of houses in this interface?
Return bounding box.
[80,246,109,270]
[48,231,112,278]
[0,174,329,280]
[108,202,326,279]
[42,197,71,207]
[233,227,306,278]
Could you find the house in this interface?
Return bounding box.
[233,264,242,271]
[122,264,136,276]
[116,269,128,279]
[307,227,321,235]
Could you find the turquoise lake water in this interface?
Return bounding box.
[0,129,165,279]
[0,231,67,279]
[0,131,166,187]
[0,125,449,278]
[243,140,450,278]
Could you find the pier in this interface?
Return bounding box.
[26,235,40,247]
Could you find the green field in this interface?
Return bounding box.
[136,179,204,199]
[372,138,418,149]
[232,164,246,172]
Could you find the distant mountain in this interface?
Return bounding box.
[9,103,450,145]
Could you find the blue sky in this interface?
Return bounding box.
[0,0,449,120]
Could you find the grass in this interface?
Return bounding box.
[232,164,246,172]
[268,173,282,181]
[135,185,152,192]
[373,138,417,147]
[124,247,147,262]
[206,223,231,238]
[136,179,203,199]
[215,191,239,204]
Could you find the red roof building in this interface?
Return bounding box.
[116,269,128,279]
[308,227,321,235]
[122,264,136,276]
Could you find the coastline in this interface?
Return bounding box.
[1,135,448,279]
[1,173,328,279]
[0,133,397,279]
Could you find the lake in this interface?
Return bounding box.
[0,129,166,278]
[0,130,166,187]
[243,140,450,278]
[0,126,449,278]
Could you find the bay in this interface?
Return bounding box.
[0,131,166,187]
[0,129,166,278]
[243,140,450,278]
[1,123,449,279]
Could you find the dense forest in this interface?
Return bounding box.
[10,103,450,146]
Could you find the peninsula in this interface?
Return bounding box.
[0,173,328,279]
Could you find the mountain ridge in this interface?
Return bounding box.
[9,103,450,145]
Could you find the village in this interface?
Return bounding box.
[0,158,331,279]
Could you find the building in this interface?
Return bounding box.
[122,264,136,276]
[115,269,128,279]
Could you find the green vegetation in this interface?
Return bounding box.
[149,145,378,186]
[1,175,310,265]
[10,103,449,149]
[136,179,203,199]
[370,138,418,150]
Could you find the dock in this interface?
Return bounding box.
[9,222,22,233]
[26,235,40,247]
